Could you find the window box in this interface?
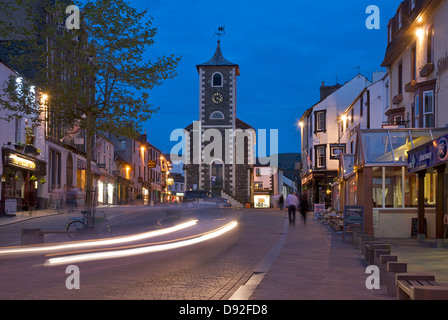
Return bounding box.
[420,63,434,77]
[405,80,418,92]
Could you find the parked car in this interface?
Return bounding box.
[183,190,232,208]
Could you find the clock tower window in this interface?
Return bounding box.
[212,72,223,87]
[210,111,225,119]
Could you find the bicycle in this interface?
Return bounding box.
[66,209,113,239]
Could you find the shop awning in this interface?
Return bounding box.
[354,127,448,168]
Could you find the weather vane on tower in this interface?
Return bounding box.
[214,25,225,43]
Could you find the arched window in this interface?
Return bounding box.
[212,73,222,87]
[210,111,224,120]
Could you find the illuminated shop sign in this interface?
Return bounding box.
[8,154,36,170]
[408,134,448,173]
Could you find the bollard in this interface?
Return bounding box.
[352,229,364,246]
[21,229,44,246]
[387,262,407,296]
[358,235,374,251]
[374,249,391,268]
[379,255,397,285]
[366,244,391,265]
[363,241,384,257]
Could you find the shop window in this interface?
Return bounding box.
[405,174,418,208]
[371,167,434,208]
[372,167,383,207]
[384,167,403,208]
[424,173,435,205]
[254,195,270,208]
[423,90,434,128]
[347,176,356,205]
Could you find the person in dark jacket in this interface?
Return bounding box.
[300,194,308,227]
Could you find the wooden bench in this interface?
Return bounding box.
[396,274,448,300]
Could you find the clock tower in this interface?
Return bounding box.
[196,40,239,128]
[184,40,254,206]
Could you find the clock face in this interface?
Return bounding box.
[211,92,223,105]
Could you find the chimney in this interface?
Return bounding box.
[320,81,342,101]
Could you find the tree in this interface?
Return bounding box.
[0,0,180,226]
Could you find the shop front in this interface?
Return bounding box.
[407,131,448,246]
[1,148,46,215]
[344,128,446,238]
[254,193,271,208]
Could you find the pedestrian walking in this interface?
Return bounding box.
[300,194,308,227]
[278,194,284,210]
[286,192,299,226]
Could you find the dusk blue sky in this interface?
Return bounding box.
[132,0,402,155]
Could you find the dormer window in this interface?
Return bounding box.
[410,0,416,12]
[212,72,223,87]
[210,111,224,120]
[388,21,393,44]
[397,8,402,30]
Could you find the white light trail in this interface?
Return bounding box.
[45,221,238,266]
[0,220,198,256]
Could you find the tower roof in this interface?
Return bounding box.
[196,41,239,75]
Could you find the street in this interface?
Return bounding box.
[0,206,286,300]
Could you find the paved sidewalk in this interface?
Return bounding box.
[0,208,60,226]
[249,212,448,300]
[249,214,392,300]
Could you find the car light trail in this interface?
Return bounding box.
[0,220,198,256]
[45,220,238,266]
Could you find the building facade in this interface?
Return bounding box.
[299,74,372,208]
[382,0,448,129]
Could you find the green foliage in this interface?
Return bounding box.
[0,0,180,136]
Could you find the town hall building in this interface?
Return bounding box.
[184,40,255,206]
